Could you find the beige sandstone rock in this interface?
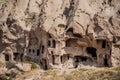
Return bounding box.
[15,63,32,72]
[0,0,120,70]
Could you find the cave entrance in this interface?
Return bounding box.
[74,56,88,62]
[60,56,63,63]
[66,39,71,47]
[60,54,71,64]
[74,56,80,63]
[73,33,82,38]
[51,51,55,65]
[49,34,52,38]
[13,53,23,62]
[20,53,23,62]
[67,28,73,33]
[80,57,88,62]
[52,55,55,65]
[104,55,109,67]
[37,49,40,56]
[52,40,56,48]
[29,49,31,53]
[43,59,48,70]
[102,40,106,48]
[74,56,88,68]
[48,40,51,47]
[74,56,80,68]
[5,54,9,61]
[66,28,74,36]
[66,39,77,47]
[86,47,97,58]
[13,53,19,61]
[41,46,44,54]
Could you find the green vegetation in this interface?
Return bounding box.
[25,61,38,69]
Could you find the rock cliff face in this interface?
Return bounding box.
[0,0,120,69]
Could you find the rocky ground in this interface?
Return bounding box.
[0,61,120,80]
[14,67,120,80]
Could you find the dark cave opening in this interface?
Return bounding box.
[86,47,97,58]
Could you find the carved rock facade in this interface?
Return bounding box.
[0,0,120,69]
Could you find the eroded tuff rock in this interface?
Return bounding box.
[0,0,120,69]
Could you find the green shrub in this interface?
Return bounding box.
[25,61,37,69]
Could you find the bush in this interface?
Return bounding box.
[25,61,38,69]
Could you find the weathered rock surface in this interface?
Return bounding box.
[15,63,32,72]
[0,67,7,75]
[0,0,120,70]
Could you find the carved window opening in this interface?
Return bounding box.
[110,49,112,55]
[29,49,31,53]
[74,56,80,68]
[49,34,52,38]
[37,49,40,56]
[13,53,19,61]
[41,46,44,54]
[20,54,23,62]
[61,54,71,64]
[113,36,117,43]
[52,40,56,48]
[102,40,106,48]
[5,54,9,61]
[67,28,73,33]
[66,39,76,47]
[51,51,55,65]
[48,40,51,47]
[74,56,80,62]
[33,50,35,53]
[43,59,48,70]
[60,56,63,63]
[58,24,65,27]
[66,39,71,47]
[67,54,70,60]
[52,55,55,65]
[0,30,2,38]
[86,47,97,58]
[73,33,82,38]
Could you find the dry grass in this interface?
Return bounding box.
[0,0,6,4]
[70,67,120,80]
[9,67,120,80]
[40,67,120,80]
[0,61,5,67]
[14,68,40,80]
